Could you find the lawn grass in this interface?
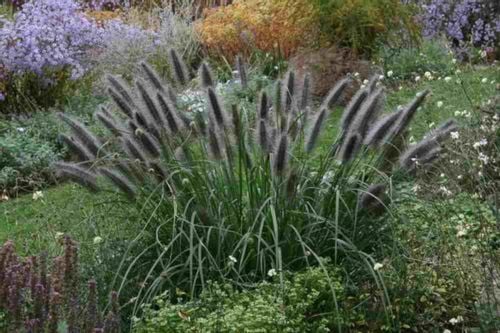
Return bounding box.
[0,182,136,256]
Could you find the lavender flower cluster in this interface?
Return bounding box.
[0,0,158,106]
[0,0,104,80]
[0,237,121,332]
[415,0,500,58]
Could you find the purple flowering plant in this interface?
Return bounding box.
[0,0,104,111]
[415,0,500,59]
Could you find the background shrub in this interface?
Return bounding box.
[196,0,317,61]
[311,0,420,56]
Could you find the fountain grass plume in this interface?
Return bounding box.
[100,168,137,200]
[259,91,269,120]
[322,77,350,110]
[107,87,134,119]
[386,90,430,142]
[236,55,248,89]
[136,80,163,125]
[135,130,161,158]
[96,110,122,137]
[121,136,147,163]
[338,132,362,163]
[199,62,215,88]
[305,108,328,153]
[348,88,384,139]
[300,73,311,111]
[358,184,387,212]
[58,113,103,158]
[207,87,227,129]
[428,119,458,142]
[58,134,94,162]
[399,137,440,172]
[282,71,296,114]
[140,62,166,94]
[169,49,189,86]
[157,92,182,134]
[207,121,224,160]
[257,119,271,153]
[54,162,99,192]
[340,88,369,131]
[273,133,289,175]
[107,75,136,108]
[364,111,401,147]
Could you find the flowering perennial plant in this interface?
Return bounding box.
[0,0,103,79]
[415,0,500,58]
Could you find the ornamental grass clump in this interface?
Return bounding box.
[56,51,456,323]
[0,238,120,332]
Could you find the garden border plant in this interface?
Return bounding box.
[54,50,458,330]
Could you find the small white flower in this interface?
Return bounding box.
[228,255,237,263]
[412,184,421,193]
[387,70,393,77]
[478,171,483,177]
[443,330,452,333]
[452,58,457,64]
[373,263,384,271]
[439,186,452,197]
[55,232,64,240]
[480,50,487,58]
[449,315,464,325]
[428,122,435,128]
[267,268,277,277]
[93,236,103,245]
[440,173,445,178]
[354,72,360,77]
[457,175,463,180]
[424,71,432,79]
[181,178,190,185]
[473,139,488,149]
[478,152,489,164]
[444,76,452,82]
[32,191,44,201]
[456,227,467,237]
[360,84,366,89]
[450,131,459,140]
[454,110,461,117]
[490,80,495,85]
[455,69,462,74]
[17,127,26,133]
[363,79,369,85]
[481,78,488,83]
[398,86,403,91]
[415,76,421,82]
[436,101,444,108]
[378,74,385,80]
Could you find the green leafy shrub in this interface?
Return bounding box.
[0,128,61,193]
[56,52,457,329]
[311,0,420,56]
[377,40,457,83]
[133,265,345,332]
[0,91,106,194]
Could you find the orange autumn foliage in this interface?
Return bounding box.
[196,0,317,61]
